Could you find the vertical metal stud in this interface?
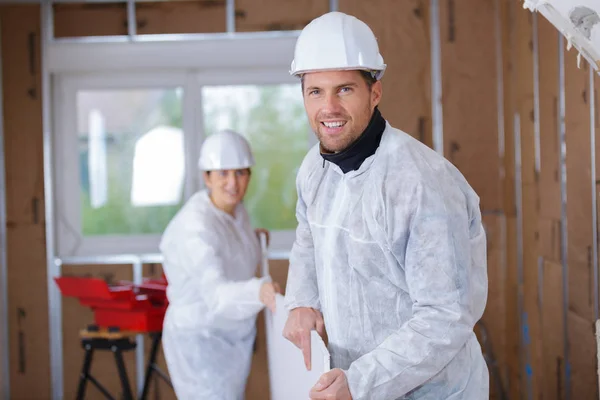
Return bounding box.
[494,0,505,163]
[226,0,235,34]
[47,0,55,43]
[133,259,145,393]
[532,13,541,175]
[514,112,527,400]
[127,0,136,39]
[329,0,339,12]
[430,0,444,155]
[590,67,598,322]
[41,1,63,397]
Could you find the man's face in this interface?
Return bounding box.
[302,70,382,153]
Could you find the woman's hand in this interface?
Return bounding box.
[255,228,270,247]
[259,281,281,312]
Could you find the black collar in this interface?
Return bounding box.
[320,107,386,174]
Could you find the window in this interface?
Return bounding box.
[201,84,309,231]
[78,88,185,236]
[54,70,314,258]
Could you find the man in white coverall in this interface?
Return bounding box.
[282,11,489,400]
[160,129,280,399]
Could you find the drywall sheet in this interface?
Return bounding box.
[265,294,330,400]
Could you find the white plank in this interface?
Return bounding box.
[264,294,330,400]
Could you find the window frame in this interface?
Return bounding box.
[53,68,314,259]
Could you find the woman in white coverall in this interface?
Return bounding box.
[283,12,489,400]
[160,129,281,400]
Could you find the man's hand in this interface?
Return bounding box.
[259,282,281,313]
[282,307,325,370]
[309,369,352,400]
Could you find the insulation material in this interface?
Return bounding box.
[541,260,565,400]
[53,1,226,38]
[568,311,599,399]
[6,225,50,399]
[538,16,561,221]
[1,5,44,226]
[235,0,328,32]
[439,0,501,211]
[61,265,137,399]
[338,0,432,147]
[565,48,595,321]
[524,0,600,73]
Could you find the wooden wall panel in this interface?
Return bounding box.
[6,225,50,399]
[235,0,328,32]
[538,17,561,222]
[1,5,50,399]
[479,214,507,399]
[499,1,519,397]
[514,7,542,399]
[1,5,44,226]
[53,3,128,37]
[54,1,226,38]
[537,15,565,400]
[136,1,226,35]
[338,0,432,147]
[542,260,566,400]
[565,50,594,320]
[564,43,597,399]
[439,0,501,211]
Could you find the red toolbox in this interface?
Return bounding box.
[55,276,168,332]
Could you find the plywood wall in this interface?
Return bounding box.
[1,5,50,399]
[500,0,600,398]
[339,0,433,147]
[3,1,600,399]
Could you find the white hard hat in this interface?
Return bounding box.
[290,11,386,80]
[198,129,255,171]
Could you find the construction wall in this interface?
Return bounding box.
[1,1,599,399]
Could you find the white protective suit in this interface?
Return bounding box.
[285,123,489,399]
[160,190,268,400]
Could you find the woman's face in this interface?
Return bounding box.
[203,169,251,213]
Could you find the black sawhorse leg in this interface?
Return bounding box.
[139,332,173,400]
[76,337,136,400]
